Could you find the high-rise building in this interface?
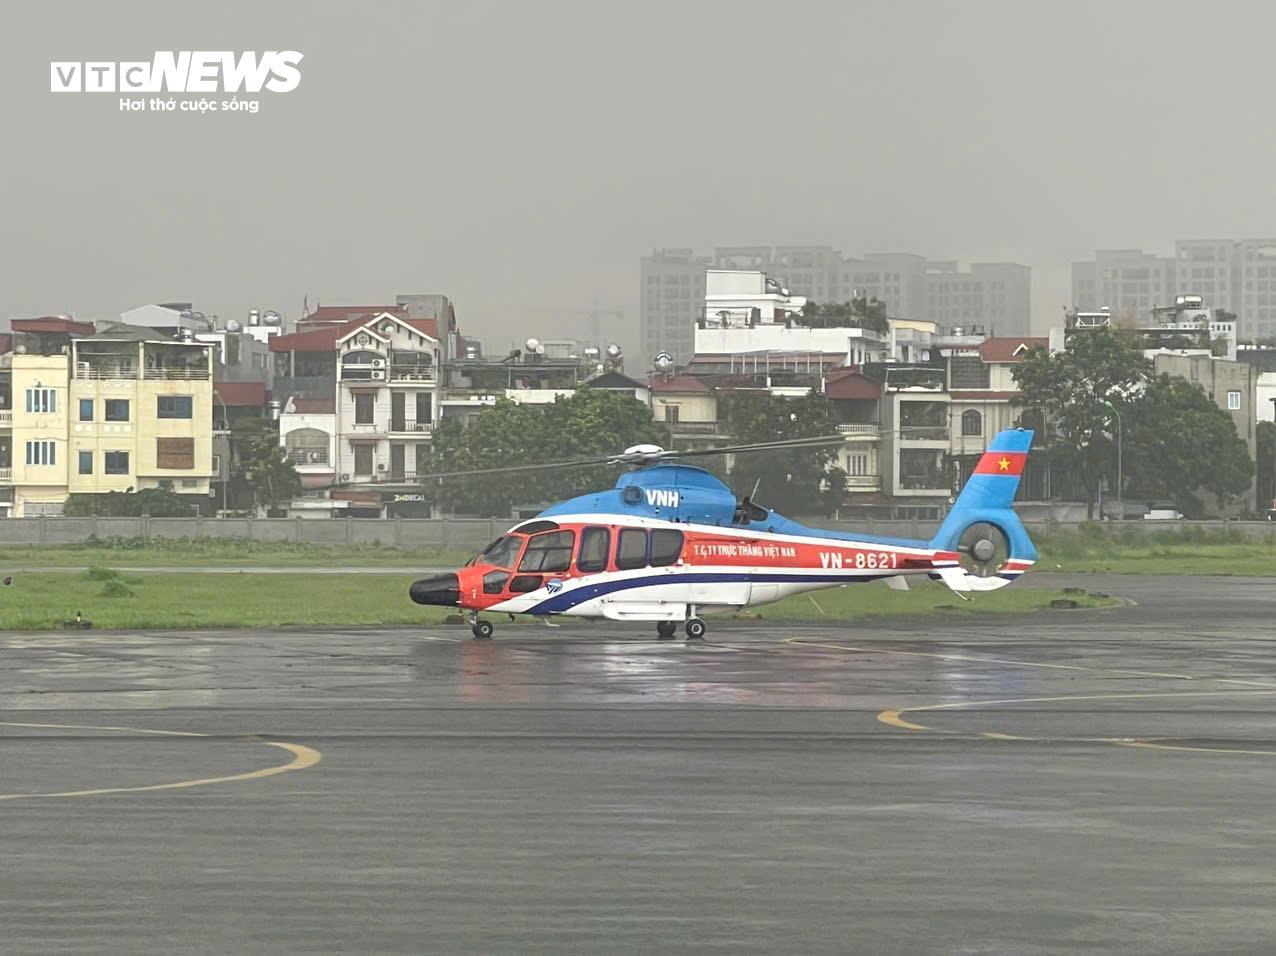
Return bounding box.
[641,246,1032,369]
[641,249,710,367]
[1073,240,1276,340]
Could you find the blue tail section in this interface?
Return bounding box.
[930,429,1037,562]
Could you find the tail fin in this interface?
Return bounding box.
[929,428,1037,592]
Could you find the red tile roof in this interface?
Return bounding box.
[270,314,438,352]
[978,337,1048,363]
[949,390,1021,401]
[300,305,408,326]
[649,374,709,393]
[824,370,883,400]
[11,316,96,336]
[213,381,267,406]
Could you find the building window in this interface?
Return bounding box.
[105,399,130,422]
[25,440,56,466]
[1227,390,1241,410]
[79,398,94,422]
[78,450,92,475]
[25,388,56,414]
[212,454,221,475]
[157,396,193,419]
[181,479,199,488]
[157,437,195,469]
[353,443,374,476]
[104,451,129,475]
[664,404,680,424]
[354,393,374,424]
[286,427,329,465]
[961,409,983,437]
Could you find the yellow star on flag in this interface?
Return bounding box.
[997,457,1011,472]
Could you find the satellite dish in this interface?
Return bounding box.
[263,310,280,325]
[595,363,605,374]
[606,344,622,358]
[226,319,242,332]
[535,343,546,355]
[526,337,540,351]
[654,352,674,370]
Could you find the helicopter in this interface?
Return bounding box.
[408,429,1037,640]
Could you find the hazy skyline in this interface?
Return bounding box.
[6,0,1276,359]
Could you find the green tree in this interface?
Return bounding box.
[233,418,301,513]
[1122,374,1253,516]
[1012,327,1150,518]
[1259,421,1276,510]
[428,390,669,516]
[719,390,846,516]
[804,296,889,334]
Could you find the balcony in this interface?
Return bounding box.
[388,365,436,383]
[670,420,723,435]
[0,466,10,481]
[389,419,434,437]
[143,366,210,381]
[898,424,949,441]
[845,474,880,490]
[287,447,330,466]
[836,422,878,436]
[0,409,11,427]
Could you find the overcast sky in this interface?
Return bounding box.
[5,0,1276,355]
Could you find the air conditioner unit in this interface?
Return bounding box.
[377,463,386,471]
[372,358,386,368]
[309,451,323,462]
[341,473,350,481]
[370,370,385,380]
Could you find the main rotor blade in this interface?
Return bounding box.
[328,433,847,489]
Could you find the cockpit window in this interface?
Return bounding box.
[478,535,523,570]
[518,530,576,573]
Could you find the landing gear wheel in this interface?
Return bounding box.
[656,621,677,641]
[685,618,707,641]
[471,620,494,640]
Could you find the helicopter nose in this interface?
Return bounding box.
[409,572,460,607]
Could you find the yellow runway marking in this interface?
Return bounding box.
[782,638,1276,758]
[0,721,321,801]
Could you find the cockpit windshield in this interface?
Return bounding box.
[473,535,524,570]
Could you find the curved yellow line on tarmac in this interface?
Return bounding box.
[0,721,321,801]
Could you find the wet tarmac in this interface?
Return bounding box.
[2,573,1275,953]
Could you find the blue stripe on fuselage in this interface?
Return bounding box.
[523,570,882,615]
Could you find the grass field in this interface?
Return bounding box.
[0,537,471,569]
[1033,525,1276,576]
[0,569,1115,631]
[3,525,1275,576]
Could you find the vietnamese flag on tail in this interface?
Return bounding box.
[973,450,1027,476]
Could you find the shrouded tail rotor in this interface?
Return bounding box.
[956,521,1010,578]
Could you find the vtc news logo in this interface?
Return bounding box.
[50,51,303,93]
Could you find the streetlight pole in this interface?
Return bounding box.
[1101,398,1122,521]
[213,390,228,518]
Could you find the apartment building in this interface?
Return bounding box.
[1073,240,1276,340]
[1,319,214,516]
[643,246,1032,369]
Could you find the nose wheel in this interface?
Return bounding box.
[469,614,494,639]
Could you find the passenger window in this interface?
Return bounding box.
[577,527,610,573]
[649,529,684,567]
[518,530,576,573]
[615,529,648,570]
[483,570,510,594]
[509,574,543,593]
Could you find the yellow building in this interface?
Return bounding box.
[68,326,214,501]
[9,353,72,516]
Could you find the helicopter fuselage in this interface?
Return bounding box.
[411,511,1032,623]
